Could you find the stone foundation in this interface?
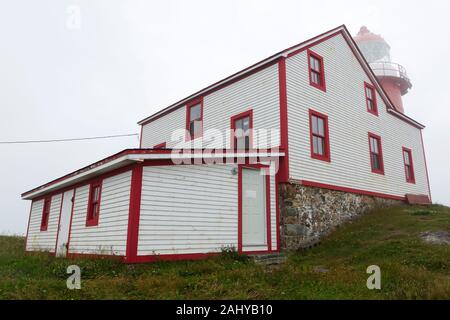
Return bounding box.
[279,183,403,250]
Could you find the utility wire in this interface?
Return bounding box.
[0,133,139,144]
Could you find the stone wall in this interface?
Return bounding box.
[279,182,402,250]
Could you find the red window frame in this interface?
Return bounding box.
[364,82,378,115]
[368,133,384,175]
[86,180,102,227]
[307,50,326,92]
[153,142,166,149]
[40,196,51,231]
[309,109,330,162]
[230,109,253,151]
[402,147,416,184]
[185,97,203,141]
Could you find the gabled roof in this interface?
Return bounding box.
[137,24,424,129]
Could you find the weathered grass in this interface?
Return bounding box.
[1,204,449,299]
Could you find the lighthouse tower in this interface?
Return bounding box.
[354,26,412,114]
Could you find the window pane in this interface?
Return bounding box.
[370,137,378,154]
[236,137,246,150]
[317,137,324,155]
[235,119,242,131]
[368,100,374,110]
[317,117,324,136]
[372,153,380,170]
[405,165,411,180]
[311,72,320,85]
[242,117,250,131]
[311,115,318,134]
[190,104,201,120]
[311,57,320,71]
[404,151,410,165]
[366,87,372,99]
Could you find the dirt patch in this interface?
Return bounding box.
[420,231,450,245]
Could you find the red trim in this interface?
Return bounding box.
[40,196,51,231]
[278,58,290,183]
[275,175,281,252]
[230,109,253,150]
[124,164,143,263]
[131,253,219,264]
[24,201,33,251]
[420,131,432,202]
[138,26,424,131]
[66,188,76,255]
[368,132,385,175]
[85,180,102,227]
[265,174,272,251]
[364,82,378,116]
[66,253,124,261]
[53,192,65,253]
[237,164,273,254]
[153,142,166,149]
[185,97,204,141]
[309,109,331,162]
[402,147,416,184]
[299,180,405,201]
[307,50,326,92]
[139,125,143,148]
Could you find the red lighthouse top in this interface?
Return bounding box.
[354,26,386,43]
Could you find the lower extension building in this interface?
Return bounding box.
[22,25,431,263]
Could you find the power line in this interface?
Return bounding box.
[0,133,139,144]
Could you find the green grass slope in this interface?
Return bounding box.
[1,205,449,299]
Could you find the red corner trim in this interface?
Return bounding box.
[66,188,77,255]
[54,193,65,253]
[124,164,144,263]
[278,57,290,183]
[420,131,432,202]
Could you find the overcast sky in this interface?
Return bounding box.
[1,0,449,235]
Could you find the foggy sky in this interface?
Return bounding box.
[1,0,449,234]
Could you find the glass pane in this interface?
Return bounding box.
[311,72,320,85]
[405,166,411,179]
[366,87,372,99]
[317,118,324,136]
[236,137,245,150]
[189,104,201,120]
[311,57,319,71]
[370,138,378,153]
[403,151,410,165]
[235,119,242,131]
[372,154,380,170]
[313,136,318,154]
[242,117,250,131]
[368,100,374,110]
[93,203,98,218]
[312,115,318,134]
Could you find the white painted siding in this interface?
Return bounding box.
[68,171,132,255]
[140,64,280,149]
[26,194,62,252]
[137,164,277,256]
[286,33,429,198]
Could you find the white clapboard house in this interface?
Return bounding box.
[22,25,431,263]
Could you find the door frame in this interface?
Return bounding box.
[237,164,272,254]
[54,189,75,257]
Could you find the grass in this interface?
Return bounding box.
[1,204,449,299]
